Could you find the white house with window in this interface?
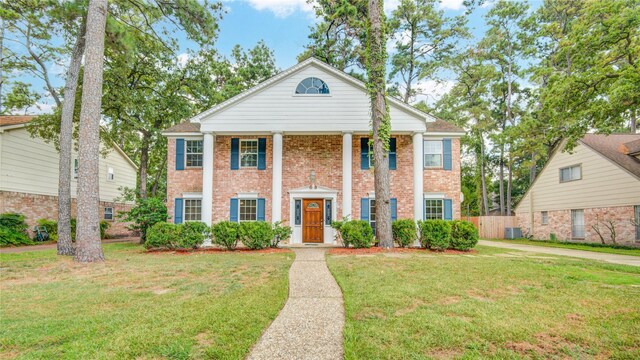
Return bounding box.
[163,58,465,245]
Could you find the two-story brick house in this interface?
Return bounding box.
[162,58,464,245]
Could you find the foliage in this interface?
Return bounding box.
[239,222,274,250]
[35,218,110,242]
[338,220,374,249]
[179,222,209,249]
[392,219,417,248]
[331,216,351,247]
[449,220,479,251]
[144,222,181,250]
[271,221,292,248]
[0,213,32,247]
[118,198,168,242]
[211,221,241,250]
[418,220,451,251]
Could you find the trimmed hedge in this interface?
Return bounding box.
[339,220,374,248]
[450,220,479,251]
[239,221,274,250]
[392,219,417,248]
[0,213,32,247]
[419,220,451,251]
[211,221,241,250]
[145,222,207,250]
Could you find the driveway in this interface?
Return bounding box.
[479,240,640,267]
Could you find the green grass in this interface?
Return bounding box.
[0,243,294,359]
[328,246,640,359]
[485,238,640,256]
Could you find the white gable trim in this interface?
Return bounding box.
[190,58,435,124]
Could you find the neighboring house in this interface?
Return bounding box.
[0,115,138,236]
[162,58,465,245]
[515,134,640,246]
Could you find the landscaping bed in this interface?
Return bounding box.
[328,247,477,255]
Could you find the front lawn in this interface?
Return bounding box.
[0,243,293,359]
[485,238,640,256]
[328,246,640,359]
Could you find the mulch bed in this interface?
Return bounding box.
[145,247,292,255]
[327,247,477,255]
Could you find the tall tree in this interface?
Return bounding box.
[74,0,108,263]
[367,0,393,247]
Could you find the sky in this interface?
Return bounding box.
[6,0,544,114]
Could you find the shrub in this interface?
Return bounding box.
[179,222,209,249]
[272,221,292,248]
[144,222,181,249]
[392,219,417,248]
[331,218,348,247]
[239,222,274,250]
[0,213,32,247]
[339,220,374,248]
[118,197,168,242]
[37,219,58,241]
[211,221,241,250]
[449,220,479,251]
[419,220,451,251]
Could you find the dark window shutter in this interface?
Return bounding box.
[360,137,370,170]
[443,138,452,171]
[360,198,369,221]
[230,138,240,170]
[390,198,397,221]
[295,200,301,225]
[444,199,453,220]
[389,138,397,170]
[174,198,183,224]
[175,139,185,170]
[258,138,267,170]
[257,198,266,221]
[230,198,239,222]
[325,199,332,225]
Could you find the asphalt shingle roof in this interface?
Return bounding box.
[580,133,640,180]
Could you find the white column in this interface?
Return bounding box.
[202,132,215,246]
[342,132,353,219]
[272,132,283,222]
[413,132,424,222]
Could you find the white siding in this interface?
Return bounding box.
[515,142,640,214]
[200,64,427,133]
[0,127,137,203]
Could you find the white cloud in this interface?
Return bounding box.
[439,0,465,11]
[384,0,400,14]
[245,0,314,17]
[413,79,455,105]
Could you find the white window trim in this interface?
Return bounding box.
[559,164,582,183]
[571,209,585,239]
[424,198,445,220]
[237,192,259,199]
[293,77,331,96]
[240,139,259,169]
[106,165,115,182]
[541,211,549,225]
[183,198,203,222]
[423,139,444,169]
[104,207,114,221]
[238,197,258,222]
[185,139,204,169]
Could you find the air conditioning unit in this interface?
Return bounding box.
[505,227,522,239]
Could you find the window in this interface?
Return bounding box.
[239,199,257,221]
[104,207,113,221]
[541,211,549,225]
[424,140,443,168]
[184,199,202,222]
[424,199,444,220]
[186,140,203,167]
[560,164,581,182]
[369,199,376,234]
[368,142,375,168]
[571,209,585,239]
[295,77,330,94]
[107,167,115,181]
[635,206,640,241]
[240,140,258,168]
[73,159,79,179]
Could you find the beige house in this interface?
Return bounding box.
[0,115,137,236]
[515,134,640,246]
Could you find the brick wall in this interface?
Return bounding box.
[0,191,133,237]
[423,137,462,219]
[167,137,204,221]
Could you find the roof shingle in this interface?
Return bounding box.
[580,134,640,180]
[427,118,465,133]
[0,115,35,127]
[162,121,201,133]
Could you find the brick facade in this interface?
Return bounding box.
[517,205,639,246]
[0,191,133,237]
[167,135,463,225]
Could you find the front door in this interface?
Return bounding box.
[303,199,324,243]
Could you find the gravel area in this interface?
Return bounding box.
[247,248,344,360]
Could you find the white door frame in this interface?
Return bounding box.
[288,186,337,244]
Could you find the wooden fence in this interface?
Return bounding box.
[469,216,517,239]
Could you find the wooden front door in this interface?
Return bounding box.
[303,199,324,243]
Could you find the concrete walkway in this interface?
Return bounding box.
[479,240,640,267]
[248,248,344,360]
[0,238,139,254]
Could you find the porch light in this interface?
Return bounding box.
[309,170,317,189]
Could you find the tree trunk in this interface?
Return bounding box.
[139,131,150,199]
[151,155,167,198]
[479,133,489,216]
[507,157,512,216]
[498,143,505,215]
[367,0,393,248]
[74,0,108,263]
[529,151,537,184]
[0,19,4,113]
[631,110,637,133]
[57,19,86,256]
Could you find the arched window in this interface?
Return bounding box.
[295,77,330,94]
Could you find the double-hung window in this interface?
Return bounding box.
[635,205,640,241]
[571,209,585,239]
[104,207,114,221]
[186,140,203,167]
[541,211,549,225]
[560,164,581,182]
[369,199,377,233]
[184,199,202,222]
[239,199,258,221]
[424,199,444,220]
[240,140,258,168]
[424,140,443,168]
[107,166,115,181]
